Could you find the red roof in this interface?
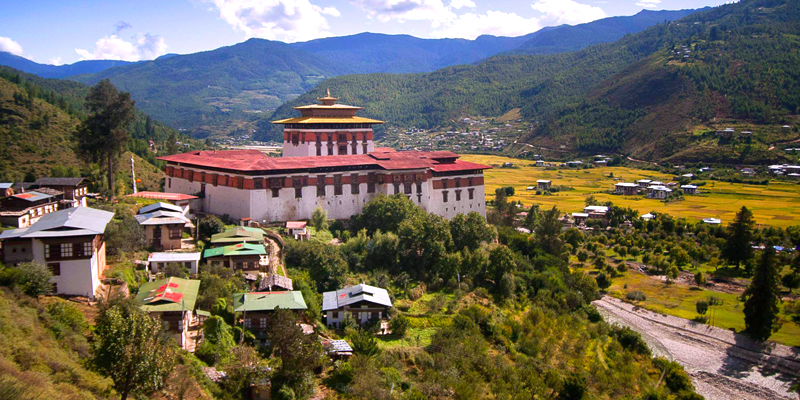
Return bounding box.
[286,221,307,229]
[125,191,198,201]
[158,150,491,174]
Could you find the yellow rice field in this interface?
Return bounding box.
[461,154,800,228]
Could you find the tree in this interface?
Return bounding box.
[694,272,706,286]
[743,247,781,341]
[196,315,235,366]
[266,307,322,398]
[310,206,329,232]
[696,300,709,316]
[536,206,563,255]
[76,79,135,199]
[199,215,225,239]
[285,241,348,292]
[105,211,146,255]
[488,245,516,284]
[523,203,540,231]
[351,329,381,357]
[397,212,453,279]
[220,345,270,397]
[722,206,755,268]
[781,272,800,294]
[92,296,176,400]
[389,314,409,337]
[595,272,611,290]
[14,261,53,296]
[449,212,496,251]
[353,194,421,234]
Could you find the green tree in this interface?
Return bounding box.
[105,211,146,255]
[353,194,421,234]
[536,206,563,255]
[196,315,235,366]
[351,329,381,357]
[523,203,540,231]
[364,230,401,273]
[266,307,322,397]
[76,79,135,199]
[487,245,516,284]
[14,261,53,297]
[285,241,348,292]
[389,314,409,337]
[696,300,709,316]
[781,272,800,294]
[199,215,225,239]
[220,345,270,397]
[91,296,176,400]
[449,212,496,251]
[310,206,329,232]
[722,206,755,268]
[397,212,453,279]
[595,272,611,290]
[743,247,781,341]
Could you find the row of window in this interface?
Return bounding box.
[442,189,474,203]
[45,242,93,260]
[243,318,269,329]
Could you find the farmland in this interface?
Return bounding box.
[462,154,800,228]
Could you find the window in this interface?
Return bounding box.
[455,190,462,201]
[327,146,333,155]
[404,182,412,194]
[442,191,449,203]
[244,319,251,328]
[334,175,343,196]
[60,243,73,258]
[362,143,368,154]
[79,242,92,257]
[442,179,448,189]
[259,318,267,329]
[271,188,280,198]
[468,188,474,200]
[254,178,263,189]
[468,177,474,186]
[338,145,348,155]
[45,243,58,259]
[291,133,299,145]
[169,226,182,239]
[393,182,400,194]
[332,311,339,319]
[351,174,359,195]
[455,178,461,188]
[316,145,322,156]
[293,177,303,199]
[416,182,422,193]
[317,175,326,197]
[48,263,60,276]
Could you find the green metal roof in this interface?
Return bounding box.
[196,310,211,317]
[136,277,200,313]
[203,242,266,258]
[210,226,265,244]
[233,291,308,312]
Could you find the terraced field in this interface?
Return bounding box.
[461,154,800,227]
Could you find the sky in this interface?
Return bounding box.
[0,0,734,65]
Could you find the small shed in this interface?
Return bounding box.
[147,252,201,275]
[286,221,309,240]
[537,180,552,190]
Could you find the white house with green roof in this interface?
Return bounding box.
[233,291,307,339]
[203,242,269,272]
[210,226,265,245]
[136,277,200,350]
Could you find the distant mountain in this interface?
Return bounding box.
[0,52,135,79]
[510,9,700,55]
[268,0,798,164]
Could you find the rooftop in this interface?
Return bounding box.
[124,191,198,201]
[32,177,88,187]
[203,242,267,258]
[147,252,202,263]
[11,191,54,202]
[286,221,307,229]
[232,291,308,312]
[322,283,392,311]
[139,202,184,214]
[0,207,114,239]
[136,277,200,312]
[210,226,265,244]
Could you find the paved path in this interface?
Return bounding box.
[594,296,800,400]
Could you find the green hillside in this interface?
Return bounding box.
[267,0,799,164]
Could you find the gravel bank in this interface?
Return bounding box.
[594,296,800,400]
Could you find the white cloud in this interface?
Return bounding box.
[432,10,541,39]
[75,33,168,61]
[635,0,660,8]
[207,0,341,42]
[531,0,607,26]
[0,36,24,56]
[449,0,476,9]
[49,57,63,66]
[352,0,456,27]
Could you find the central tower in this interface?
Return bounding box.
[272,90,384,157]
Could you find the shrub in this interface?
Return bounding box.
[614,327,651,356]
[595,272,611,290]
[199,215,225,239]
[15,262,52,296]
[626,290,646,302]
[694,272,706,286]
[389,314,410,337]
[577,250,589,262]
[351,329,380,357]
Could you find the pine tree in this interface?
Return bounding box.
[743,247,781,342]
[722,206,755,268]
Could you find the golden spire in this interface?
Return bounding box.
[317,88,338,105]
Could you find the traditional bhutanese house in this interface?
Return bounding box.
[572,212,589,225]
[0,183,13,198]
[136,277,200,350]
[322,284,393,328]
[135,202,194,250]
[535,160,545,167]
[210,226,265,246]
[31,177,89,208]
[0,191,60,228]
[637,179,652,188]
[124,191,197,216]
[203,243,268,272]
[582,205,609,222]
[233,291,308,340]
[0,207,113,298]
[641,213,655,221]
[614,182,639,195]
[286,221,309,240]
[680,184,698,195]
[147,252,201,275]
[537,180,551,190]
[702,218,721,225]
[647,185,672,199]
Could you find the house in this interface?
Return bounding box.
[0,183,13,198]
[233,291,308,340]
[203,243,268,272]
[0,207,113,298]
[636,179,652,188]
[136,277,200,350]
[322,284,393,328]
[702,218,722,225]
[647,186,673,199]
[135,202,194,250]
[641,213,654,221]
[535,160,544,167]
[681,173,694,180]
[741,168,755,175]
[210,226,266,246]
[614,182,639,195]
[258,274,294,291]
[594,160,607,167]
[572,212,589,225]
[566,161,583,168]
[537,180,551,190]
[286,221,309,240]
[147,252,201,275]
[0,191,60,228]
[31,177,89,208]
[680,184,698,195]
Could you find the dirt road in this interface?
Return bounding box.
[594,296,800,400]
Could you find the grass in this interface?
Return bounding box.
[462,154,800,228]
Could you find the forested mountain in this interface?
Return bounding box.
[0,66,197,190]
[0,52,135,79]
[48,9,692,139]
[267,0,799,164]
[510,9,699,56]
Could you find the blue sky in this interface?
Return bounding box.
[0,0,733,65]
